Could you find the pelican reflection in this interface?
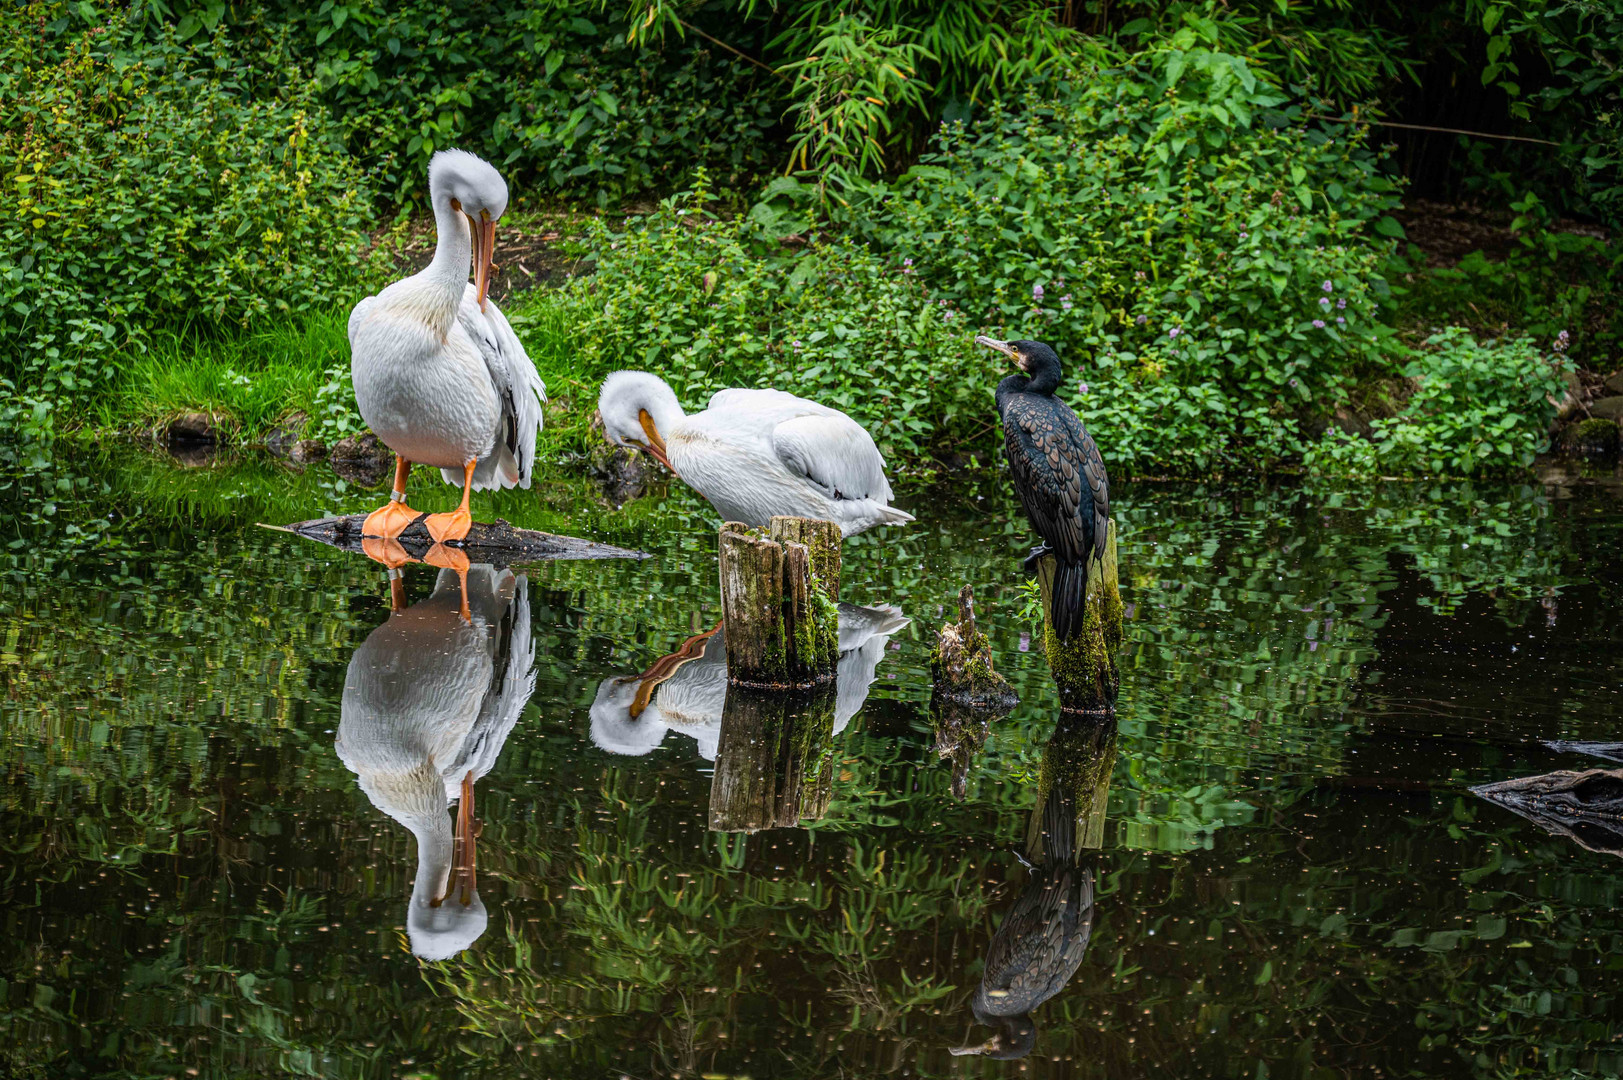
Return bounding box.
[336,561,535,960]
[589,603,908,760]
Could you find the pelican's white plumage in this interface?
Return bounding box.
[348,150,545,539]
[335,564,535,960]
[597,371,912,536]
[589,603,909,761]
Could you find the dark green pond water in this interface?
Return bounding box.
[2,448,1621,1079]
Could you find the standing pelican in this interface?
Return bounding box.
[335,563,535,960]
[596,372,912,536]
[348,149,546,543]
[975,337,1109,641]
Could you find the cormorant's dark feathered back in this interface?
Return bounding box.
[995,343,1109,642]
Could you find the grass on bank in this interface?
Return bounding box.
[95,287,604,467]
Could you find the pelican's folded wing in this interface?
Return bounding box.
[445,574,536,792]
[459,286,547,487]
[771,412,894,503]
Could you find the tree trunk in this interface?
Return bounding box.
[1035,519,1122,713]
[707,684,837,833]
[717,518,840,689]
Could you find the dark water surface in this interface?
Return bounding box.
[2,449,1621,1079]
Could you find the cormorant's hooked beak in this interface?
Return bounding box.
[949,1036,1003,1057]
[636,408,677,475]
[467,209,496,312]
[975,335,1029,371]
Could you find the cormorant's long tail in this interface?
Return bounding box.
[1050,557,1091,642]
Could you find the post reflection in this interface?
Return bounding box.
[955,713,1117,1059]
[335,563,536,960]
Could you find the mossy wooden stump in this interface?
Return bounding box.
[1025,713,1119,861]
[930,584,1019,709]
[718,517,841,690]
[1035,520,1122,714]
[707,684,837,833]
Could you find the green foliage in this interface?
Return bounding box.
[0,2,374,407]
[565,182,980,458]
[1308,328,1565,477]
[153,0,784,204]
[857,25,1402,473]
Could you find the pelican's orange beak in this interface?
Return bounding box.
[468,210,496,312]
[637,408,676,475]
[434,771,480,907]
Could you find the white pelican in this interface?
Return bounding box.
[335,562,536,960]
[348,149,546,543]
[596,372,913,536]
[589,603,910,760]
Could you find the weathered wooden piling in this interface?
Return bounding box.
[1025,713,1119,861]
[717,517,841,689]
[1034,520,1122,713]
[707,684,837,833]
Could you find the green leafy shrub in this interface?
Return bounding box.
[853,23,1403,474]
[0,3,374,404]
[1306,328,1566,477]
[152,0,784,204]
[566,185,981,458]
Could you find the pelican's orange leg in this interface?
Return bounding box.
[424,542,472,622]
[425,459,476,544]
[362,456,422,539]
[361,535,419,612]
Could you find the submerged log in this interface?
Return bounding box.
[274,515,647,565]
[717,518,840,689]
[931,584,1019,709]
[707,683,837,833]
[1035,520,1122,714]
[1472,768,1623,858]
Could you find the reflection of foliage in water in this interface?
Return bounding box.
[0,447,1617,1078]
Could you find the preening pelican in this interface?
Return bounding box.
[589,603,910,760]
[335,563,536,960]
[975,337,1109,642]
[348,149,546,543]
[596,371,913,536]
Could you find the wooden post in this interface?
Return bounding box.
[1025,713,1119,862]
[1035,520,1122,713]
[717,518,840,689]
[707,684,837,833]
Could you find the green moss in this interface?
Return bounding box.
[1038,521,1123,713]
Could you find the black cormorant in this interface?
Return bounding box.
[975,336,1109,641]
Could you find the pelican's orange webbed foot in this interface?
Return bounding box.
[424,505,473,544]
[424,542,472,622]
[425,459,478,544]
[362,537,418,612]
[361,499,421,539]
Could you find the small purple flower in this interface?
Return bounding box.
[1312,319,1325,329]
[1061,299,1073,312]
[1169,327,1180,338]
[1319,297,1331,308]
[792,340,802,351]
[1239,231,1249,239]
[1078,382,1089,394]
[1033,284,1044,300]
[1322,280,1334,292]
[1336,317,1346,325]
[1336,298,1346,309]
[1135,314,1147,325]
[1289,378,1300,388]
[903,258,913,267]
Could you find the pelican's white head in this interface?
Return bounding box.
[427,149,509,310]
[408,887,489,962]
[597,370,685,474]
[589,675,670,756]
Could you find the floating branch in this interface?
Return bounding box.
[272,515,648,564]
